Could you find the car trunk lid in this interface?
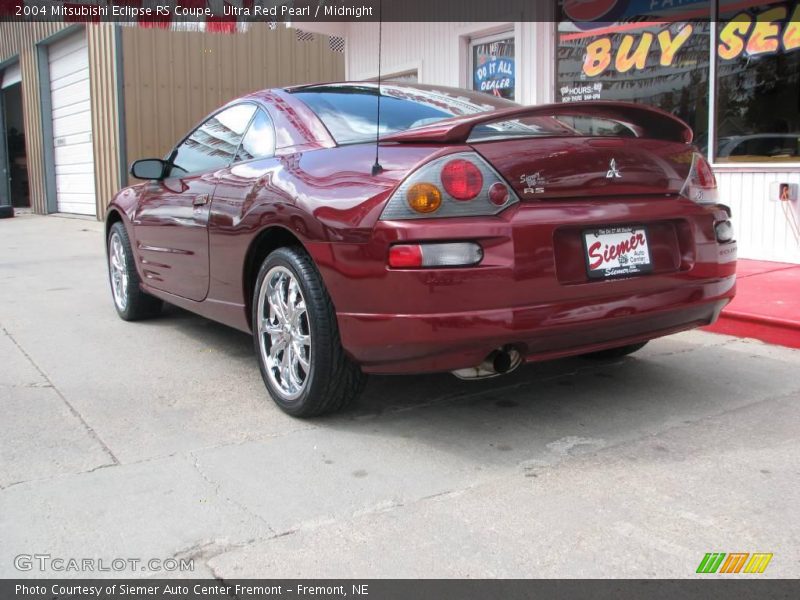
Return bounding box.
[471,136,694,200]
[381,101,695,200]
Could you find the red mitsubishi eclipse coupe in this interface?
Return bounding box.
[106,83,736,417]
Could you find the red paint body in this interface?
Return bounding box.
[107,84,736,374]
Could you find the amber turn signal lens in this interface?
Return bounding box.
[406,183,442,214]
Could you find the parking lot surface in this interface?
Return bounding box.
[1,214,798,578]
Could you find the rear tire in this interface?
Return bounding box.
[582,341,648,360]
[252,247,366,417]
[107,221,163,321]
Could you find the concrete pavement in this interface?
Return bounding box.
[1,214,798,578]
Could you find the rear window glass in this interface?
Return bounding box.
[291,84,637,144]
[290,84,516,144]
[545,116,637,138]
[468,116,585,142]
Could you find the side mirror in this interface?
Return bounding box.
[130,158,168,180]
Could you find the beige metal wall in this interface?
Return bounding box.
[87,24,123,218]
[121,25,345,174]
[1,23,344,218]
[0,23,121,217]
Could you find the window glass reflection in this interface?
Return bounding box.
[170,104,256,177]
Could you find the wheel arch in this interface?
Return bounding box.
[243,225,306,331]
[105,208,124,242]
[105,207,150,285]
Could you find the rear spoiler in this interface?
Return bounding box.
[381,101,693,144]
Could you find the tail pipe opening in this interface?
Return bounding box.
[452,346,523,380]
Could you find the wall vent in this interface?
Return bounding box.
[296,29,314,42]
[329,36,345,53]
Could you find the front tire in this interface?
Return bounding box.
[252,247,365,417]
[107,222,163,321]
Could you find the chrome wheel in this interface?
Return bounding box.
[109,231,129,311]
[257,266,311,401]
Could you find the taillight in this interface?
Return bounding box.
[387,244,424,268]
[388,242,483,268]
[680,152,719,204]
[488,182,510,206]
[406,182,442,214]
[380,152,519,220]
[695,155,716,188]
[441,159,483,200]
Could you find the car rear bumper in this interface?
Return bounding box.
[337,277,734,373]
[308,198,737,374]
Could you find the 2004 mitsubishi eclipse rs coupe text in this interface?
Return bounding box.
[105,83,737,417]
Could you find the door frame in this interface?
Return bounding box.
[36,25,85,215]
[0,55,20,209]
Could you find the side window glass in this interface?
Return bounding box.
[169,104,256,177]
[236,109,276,162]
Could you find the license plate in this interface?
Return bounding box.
[583,226,652,279]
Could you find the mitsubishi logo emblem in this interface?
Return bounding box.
[606,158,622,179]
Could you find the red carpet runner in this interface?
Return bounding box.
[703,259,800,349]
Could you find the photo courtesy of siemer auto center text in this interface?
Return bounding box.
[0,1,799,599]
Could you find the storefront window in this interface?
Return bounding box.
[557,21,711,153]
[715,1,800,163]
[471,35,515,100]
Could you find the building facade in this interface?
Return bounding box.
[309,9,800,264]
[0,23,344,219]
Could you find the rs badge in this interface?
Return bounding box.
[520,171,546,194]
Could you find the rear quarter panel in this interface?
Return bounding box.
[205,143,445,324]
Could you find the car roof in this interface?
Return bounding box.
[283,81,456,94]
[280,81,521,108]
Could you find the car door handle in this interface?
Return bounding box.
[193,194,209,206]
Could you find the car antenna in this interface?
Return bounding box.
[371,0,383,176]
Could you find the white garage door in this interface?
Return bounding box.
[49,32,96,216]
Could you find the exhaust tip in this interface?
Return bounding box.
[452,346,523,380]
